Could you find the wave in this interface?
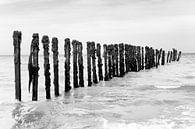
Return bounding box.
[100,117,195,129]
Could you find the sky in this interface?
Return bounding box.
[0,0,194,55]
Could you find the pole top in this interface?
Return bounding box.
[42,35,49,44]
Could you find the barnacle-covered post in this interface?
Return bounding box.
[42,35,51,99]
[52,37,59,96]
[64,38,71,92]
[13,31,22,101]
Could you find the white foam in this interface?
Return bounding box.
[100,117,195,129]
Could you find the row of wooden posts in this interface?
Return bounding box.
[13,31,182,101]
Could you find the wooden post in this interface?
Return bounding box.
[172,48,177,61]
[97,43,103,81]
[155,49,159,68]
[111,45,115,77]
[28,33,39,101]
[112,44,116,77]
[131,46,137,72]
[145,46,149,69]
[150,48,152,68]
[158,48,162,65]
[161,50,165,65]
[87,42,92,86]
[174,49,176,61]
[169,51,173,63]
[64,38,71,92]
[172,49,175,61]
[107,45,112,79]
[72,40,79,88]
[129,45,133,72]
[125,44,128,73]
[166,51,170,64]
[114,44,119,76]
[91,42,98,84]
[78,42,84,87]
[13,31,22,101]
[177,51,182,61]
[119,43,125,76]
[141,47,144,70]
[152,48,155,68]
[52,37,59,96]
[42,35,51,99]
[103,44,109,81]
[137,46,141,71]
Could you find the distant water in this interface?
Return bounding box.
[0,54,195,129]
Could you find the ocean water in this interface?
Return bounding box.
[0,54,195,129]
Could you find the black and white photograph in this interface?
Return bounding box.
[0,0,194,129]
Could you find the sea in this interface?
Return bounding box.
[0,53,195,129]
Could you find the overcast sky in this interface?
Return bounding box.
[0,0,194,55]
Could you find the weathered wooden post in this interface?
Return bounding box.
[78,42,84,87]
[87,42,92,86]
[52,37,59,96]
[97,43,103,81]
[114,44,119,76]
[13,31,22,101]
[153,49,155,67]
[125,44,128,73]
[172,48,177,61]
[155,49,159,68]
[145,46,149,69]
[177,51,182,61]
[64,38,71,92]
[131,45,137,72]
[91,42,98,84]
[107,45,112,79]
[174,49,178,61]
[166,51,170,64]
[158,48,162,65]
[149,48,151,68]
[111,45,115,77]
[129,45,133,72]
[42,35,51,99]
[169,51,173,63]
[141,47,144,70]
[72,40,79,88]
[119,43,125,76]
[137,46,141,71]
[161,50,165,65]
[103,44,109,81]
[28,33,39,101]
